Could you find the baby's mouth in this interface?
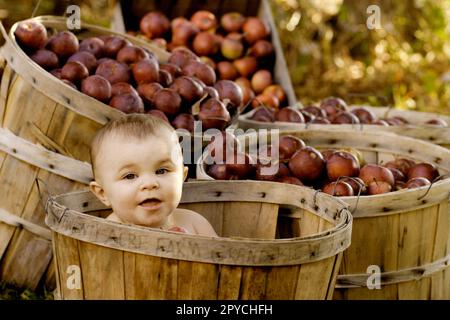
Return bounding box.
[139,198,162,208]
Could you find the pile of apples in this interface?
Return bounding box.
[250,97,448,127]
[205,132,442,196]
[13,19,244,132]
[133,10,288,111]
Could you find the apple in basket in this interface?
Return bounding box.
[14,19,48,50]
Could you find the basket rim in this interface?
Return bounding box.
[45,181,353,266]
[237,105,450,144]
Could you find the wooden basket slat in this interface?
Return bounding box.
[239,266,269,299]
[294,256,336,300]
[78,241,125,300]
[217,265,242,299]
[54,233,84,300]
[263,265,299,299]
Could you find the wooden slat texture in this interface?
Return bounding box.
[177,260,219,299]
[78,241,125,300]
[239,266,269,299]
[123,253,178,299]
[0,230,52,290]
[54,234,84,300]
[264,265,299,299]
[217,265,242,299]
[397,206,437,299]
[295,256,336,300]
[222,202,278,239]
[298,209,321,237]
[430,201,450,299]
[326,253,343,300]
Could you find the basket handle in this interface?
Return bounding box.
[417,173,450,201]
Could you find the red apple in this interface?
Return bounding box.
[109,93,144,113]
[191,10,217,32]
[61,61,89,84]
[79,37,105,58]
[289,146,326,181]
[67,51,97,74]
[132,58,159,84]
[233,56,258,78]
[47,31,79,58]
[367,180,392,195]
[323,181,354,197]
[243,17,270,44]
[117,45,149,65]
[221,12,245,33]
[81,75,111,102]
[14,19,47,50]
[152,88,182,115]
[172,113,195,132]
[405,177,431,189]
[351,107,376,124]
[326,151,360,181]
[193,32,220,56]
[30,49,59,70]
[407,163,439,182]
[279,135,305,160]
[359,164,395,187]
[140,11,170,39]
[275,107,305,123]
[198,98,231,131]
[182,60,216,86]
[251,70,272,93]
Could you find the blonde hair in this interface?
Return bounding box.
[90,113,176,179]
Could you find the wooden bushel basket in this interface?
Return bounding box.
[45,181,352,300]
[197,130,450,299]
[0,16,169,290]
[238,106,450,148]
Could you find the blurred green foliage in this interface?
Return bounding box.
[0,281,53,300]
[271,0,450,115]
[0,0,116,30]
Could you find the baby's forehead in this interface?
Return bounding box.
[97,130,182,162]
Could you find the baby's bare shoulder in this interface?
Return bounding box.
[173,208,218,237]
[173,208,205,221]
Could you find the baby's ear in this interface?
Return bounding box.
[89,181,111,207]
[183,166,189,181]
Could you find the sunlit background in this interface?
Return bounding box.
[272,0,450,115]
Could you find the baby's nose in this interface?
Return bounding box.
[140,174,159,189]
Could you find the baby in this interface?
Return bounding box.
[89,113,217,237]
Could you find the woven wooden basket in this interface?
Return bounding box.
[46,181,352,300]
[0,15,170,290]
[238,106,450,148]
[197,129,450,299]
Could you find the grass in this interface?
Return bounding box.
[0,281,54,300]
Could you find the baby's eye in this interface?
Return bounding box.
[123,173,137,180]
[156,168,169,175]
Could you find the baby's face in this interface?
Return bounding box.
[94,131,187,227]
